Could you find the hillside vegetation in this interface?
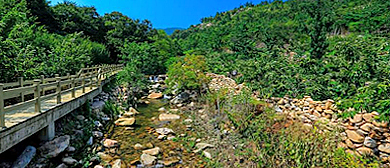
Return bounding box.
[172,0,390,120]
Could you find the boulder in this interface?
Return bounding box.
[56,163,68,168]
[194,143,214,153]
[12,146,36,168]
[91,101,105,111]
[356,147,373,155]
[103,139,119,148]
[39,135,70,158]
[349,114,363,123]
[62,157,77,165]
[115,118,135,126]
[159,114,180,121]
[142,147,160,156]
[140,153,157,166]
[155,128,175,135]
[345,130,364,143]
[379,143,390,154]
[148,92,163,99]
[364,137,377,148]
[360,123,374,132]
[93,131,103,138]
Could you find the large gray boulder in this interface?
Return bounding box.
[12,146,36,168]
[38,135,70,158]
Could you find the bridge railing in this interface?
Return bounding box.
[0,64,124,127]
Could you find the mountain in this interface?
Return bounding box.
[161,27,184,35]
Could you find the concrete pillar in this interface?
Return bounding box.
[38,121,55,141]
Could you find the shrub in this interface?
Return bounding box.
[166,54,210,93]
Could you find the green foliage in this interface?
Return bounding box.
[166,54,210,93]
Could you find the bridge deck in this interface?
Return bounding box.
[4,86,96,128]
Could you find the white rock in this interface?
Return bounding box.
[62,157,77,165]
[159,114,180,121]
[155,128,175,135]
[203,151,212,159]
[140,154,157,166]
[142,147,160,156]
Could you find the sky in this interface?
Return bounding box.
[49,0,264,29]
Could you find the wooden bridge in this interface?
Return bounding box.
[0,64,123,154]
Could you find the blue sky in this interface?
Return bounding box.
[49,0,264,29]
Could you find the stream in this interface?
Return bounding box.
[104,99,204,167]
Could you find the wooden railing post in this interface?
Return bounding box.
[82,74,86,93]
[89,72,93,89]
[0,84,5,128]
[71,75,76,98]
[66,73,71,89]
[34,80,41,113]
[18,77,25,102]
[56,74,61,104]
[41,75,45,96]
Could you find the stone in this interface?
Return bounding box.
[324,110,333,114]
[12,146,36,168]
[350,114,363,123]
[93,131,103,138]
[39,135,70,158]
[62,157,78,165]
[142,147,160,156]
[91,101,105,111]
[363,113,373,122]
[170,109,179,112]
[159,114,180,121]
[364,137,377,148]
[184,119,193,123]
[148,92,163,99]
[97,152,113,163]
[379,143,390,154]
[76,115,85,121]
[56,163,68,168]
[145,143,154,149]
[94,165,104,168]
[167,136,176,140]
[157,135,166,140]
[94,121,103,128]
[158,107,166,112]
[103,139,119,148]
[345,139,355,149]
[66,146,76,153]
[345,130,364,143]
[87,136,93,146]
[115,118,136,126]
[203,151,212,159]
[112,159,121,168]
[163,158,180,166]
[140,154,157,166]
[356,147,373,155]
[134,143,144,150]
[360,123,374,132]
[194,143,214,153]
[155,128,175,135]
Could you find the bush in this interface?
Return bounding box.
[166,54,210,93]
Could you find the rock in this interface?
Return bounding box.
[148,92,163,99]
[364,137,377,148]
[345,139,355,149]
[62,157,78,165]
[134,143,144,150]
[324,110,334,114]
[112,159,121,168]
[66,146,76,153]
[87,136,93,146]
[115,118,136,126]
[155,128,175,135]
[194,143,214,153]
[170,109,179,112]
[93,131,103,138]
[184,119,193,123]
[97,152,113,163]
[12,146,36,168]
[163,158,180,166]
[188,102,195,107]
[123,107,139,117]
[350,114,363,123]
[39,135,70,158]
[76,115,85,121]
[302,123,312,132]
[356,147,373,155]
[345,130,364,143]
[363,113,373,122]
[140,154,157,166]
[91,101,105,111]
[145,143,154,149]
[167,136,176,140]
[157,135,166,140]
[56,163,68,168]
[103,139,119,148]
[159,114,180,121]
[158,107,166,112]
[142,147,160,156]
[203,151,212,159]
[360,123,374,132]
[94,121,103,127]
[94,165,104,168]
[379,143,390,154]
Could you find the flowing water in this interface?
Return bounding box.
[106,99,203,167]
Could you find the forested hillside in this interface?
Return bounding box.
[172,0,390,120]
[0,0,181,83]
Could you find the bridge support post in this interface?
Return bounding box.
[38,121,55,141]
